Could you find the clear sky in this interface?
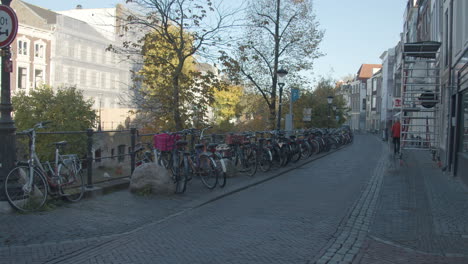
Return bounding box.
[22,0,407,82]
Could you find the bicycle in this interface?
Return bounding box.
[4,122,85,212]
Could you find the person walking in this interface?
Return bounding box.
[391,119,401,154]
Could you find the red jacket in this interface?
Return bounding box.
[392,121,401,138]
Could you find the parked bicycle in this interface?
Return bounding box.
[4,122,85,212]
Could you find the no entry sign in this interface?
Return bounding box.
[0,5,18,48]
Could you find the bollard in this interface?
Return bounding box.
[86,128,94,188]
[130,128,136,175]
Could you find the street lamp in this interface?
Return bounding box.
[276,68,288,131]
[327,96,334,129]
[0,0,16,200]
[98,93,103,131]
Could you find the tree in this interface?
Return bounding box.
[12,86,96,160]
[220,0,324,129]
[113,0,239,130]
[294,78,348,128]
[212,84,243,124]
[134,29,223,131]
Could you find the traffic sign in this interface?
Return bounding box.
[0,5,18,48]
[291,88,300,102]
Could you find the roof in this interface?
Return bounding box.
[356,64,382,80]
[22,1,57,24]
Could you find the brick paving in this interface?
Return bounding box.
[0,135,381,263]
[356,144,468,263]
[1,135,467,264]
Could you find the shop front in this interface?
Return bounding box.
[456,62,468,185]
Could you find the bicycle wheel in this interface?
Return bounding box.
[244,148,257,176]
[259,148,272,172]
[58,161,85,202]
[280,145,290,167]
[290,144,301,163]
[174,154,187,194]
[198,154,217,189]
[5,166,48,212]
[159,151,171,168]
[214,154,227,188]
[300,142,312,160]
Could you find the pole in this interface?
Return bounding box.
[274,0,280,130]
[289,88,293,130]
[0,0,16,200]
[277,83,284,131]
[327,104,330,129]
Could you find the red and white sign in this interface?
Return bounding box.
[0,5,18,48]
[393,98,402,108]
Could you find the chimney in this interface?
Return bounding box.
[76,5,82,9]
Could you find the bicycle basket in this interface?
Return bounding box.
[153,133,180,151]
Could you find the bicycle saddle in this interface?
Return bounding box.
[53,141,68,147]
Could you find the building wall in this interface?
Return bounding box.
[10,25,53,95]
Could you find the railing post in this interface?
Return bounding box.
[130,127,136,175]
[86,128,94,188]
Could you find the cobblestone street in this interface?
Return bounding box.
[0,135,467,264]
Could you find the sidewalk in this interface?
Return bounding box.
[356,146,468,263]
[0,146,343,247]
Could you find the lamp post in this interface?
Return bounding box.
[98,93,103,131]
[332,105,337,127]
[0,0,16,200]
[276,68,288,131]
[327,96,333,129]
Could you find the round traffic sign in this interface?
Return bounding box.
[0,5,18,48]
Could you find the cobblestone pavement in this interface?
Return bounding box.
[0,135,382,263]
[355,143,468,263]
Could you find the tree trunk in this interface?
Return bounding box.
[173,70,183,131]
[269,103,276,130]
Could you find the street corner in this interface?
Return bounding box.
[354,236,468,264]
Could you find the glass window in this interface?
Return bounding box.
[461,92,468,153]
[18,67,27,89]
[18,40,28,55]
[34,69,43,88]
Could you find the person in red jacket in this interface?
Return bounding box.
[391,119,401,154]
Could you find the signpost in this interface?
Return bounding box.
[0,1,18,201]
[0,5,18,48]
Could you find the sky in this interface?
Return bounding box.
[22,0,407,82]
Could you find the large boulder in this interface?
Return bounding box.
[130,163,175,195]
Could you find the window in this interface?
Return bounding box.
[68,68,75,84]
[18,67,27,89]
[18,40,28,55]
[95,149,102,163]
[80,69,87,86]
[117,145,126,162]
[372,78,377,92]
[91,71,97,87]
[101,72,107,89]
[362,98,366,110]
[111,148,115,160]
[34,43,44,58]
[34,69,43,88]
[80,45,87,60]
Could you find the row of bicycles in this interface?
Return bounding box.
[135,126,353,194]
